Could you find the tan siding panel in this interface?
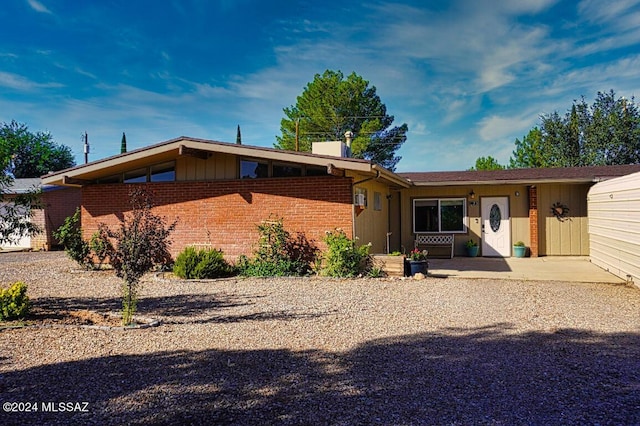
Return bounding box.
[400,185,528,256]
[353,177,391,253]
[539,183,590,255]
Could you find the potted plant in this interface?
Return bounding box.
[465,239,479,257]
[513,241,526,258]
[407,248,428,276]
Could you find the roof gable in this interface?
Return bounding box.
[41,136,409,188]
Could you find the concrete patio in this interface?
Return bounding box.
[427,256,628,284]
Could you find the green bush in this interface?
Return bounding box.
[53,208,93,269]
[320,229,371,278]
[174,246,234,279]
[238,217,316,277]
[0,281,30,321]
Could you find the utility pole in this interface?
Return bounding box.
[83,131,89,164]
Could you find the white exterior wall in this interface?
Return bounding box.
[588,171,640,286]
[0,202,31,249]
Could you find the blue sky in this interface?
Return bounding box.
[2,0,640,172]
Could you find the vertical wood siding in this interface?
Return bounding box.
[538,183,590,255]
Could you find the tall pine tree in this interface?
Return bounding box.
[275,70,407,171]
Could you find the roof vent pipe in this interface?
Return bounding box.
[344,130,354,157]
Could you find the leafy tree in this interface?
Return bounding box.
[275,70,408,171]
[469,156,505,171]
[510,90,640,168]
[0,120,75,178]
[0,160,41,245]
[509,128,549,168]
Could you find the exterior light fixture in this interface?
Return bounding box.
[469,190,475,199]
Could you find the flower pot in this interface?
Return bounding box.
[466,246,479,257]
[409,260,428,276]
[513,245,526,258]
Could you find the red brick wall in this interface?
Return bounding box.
[4,187,81,250]
[41,188,82,250]
[529,186,538,257]
[80,176,354,259]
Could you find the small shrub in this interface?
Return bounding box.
[465,239,478,248]
[321,229,371,278]
[0,281,30,321]
[174,246,234,279]
[368,267,385,278]
[239,217,316,277]
[53,208,93,269]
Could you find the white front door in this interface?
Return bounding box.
[481,197,511,257]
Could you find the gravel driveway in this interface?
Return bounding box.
[1,251,639,425]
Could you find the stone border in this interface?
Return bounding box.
[0,312,161,331]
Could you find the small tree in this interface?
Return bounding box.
[100,188,176,325]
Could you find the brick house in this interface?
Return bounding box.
[41,137,408,258]
[40,136,640,259]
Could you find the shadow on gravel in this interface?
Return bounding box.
[2,325,639,425]
[31,293,324,325]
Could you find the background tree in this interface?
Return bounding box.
[509,127,549,168]
[0,156,41,245]
[469,156,505,171]
[510,90,640,168]
[0,120,75,178]
[120,132,127,154]
[275,70,408,171]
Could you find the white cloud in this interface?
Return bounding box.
[27,0,52,14]
[478,113,536,142]
[0,72,63,90]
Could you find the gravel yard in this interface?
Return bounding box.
[1,251,639,425]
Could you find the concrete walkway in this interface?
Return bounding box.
[427,256,626,284]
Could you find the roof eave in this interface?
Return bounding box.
[41,136,380,186]
[409,178,600,186]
